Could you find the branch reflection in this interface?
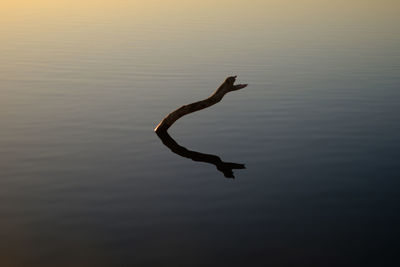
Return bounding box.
[156,131,245,178]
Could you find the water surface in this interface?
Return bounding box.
[1,1,400,266]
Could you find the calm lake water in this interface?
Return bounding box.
[1,1,400,266]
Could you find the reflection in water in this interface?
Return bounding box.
[156,131,245,178]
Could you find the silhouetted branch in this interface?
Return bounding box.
[154,76,247,178]
[154,76,247,132]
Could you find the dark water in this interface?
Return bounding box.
[1,1,400,266]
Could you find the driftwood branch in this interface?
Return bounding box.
[156,131,245,178]
[154,76,247,132]
[154,76,248,178]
